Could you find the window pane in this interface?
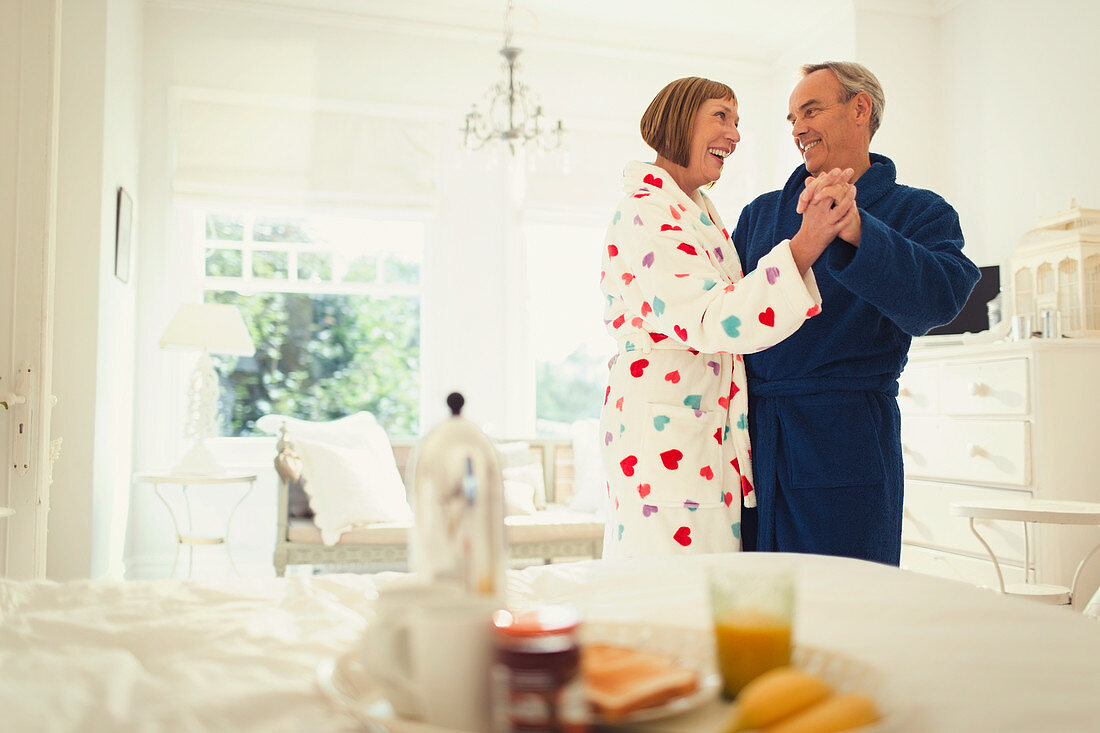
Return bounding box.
[253,218,312,243]
[535,344,606,425]
[298,252,333,281]
[205,248,243,277]
[525,221,614,436]
[383,255,420,285]
[343,255,377,283]
[205,215,244,241]
[205,290,420,437]
[253,250,289,279]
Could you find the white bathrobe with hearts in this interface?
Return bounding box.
[600,161,822,558]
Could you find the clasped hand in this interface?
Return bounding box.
[797,168,861,247]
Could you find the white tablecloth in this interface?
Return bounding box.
[507,553,1100,732]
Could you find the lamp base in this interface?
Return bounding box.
[172,439,227,476]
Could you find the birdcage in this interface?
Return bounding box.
[1009,199,1100,337]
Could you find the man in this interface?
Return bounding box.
[732,62,980,565]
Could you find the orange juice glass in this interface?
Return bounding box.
[708,567,794,699]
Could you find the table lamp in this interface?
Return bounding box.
[159,302,255,474]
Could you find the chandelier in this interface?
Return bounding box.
[461,1,565,155]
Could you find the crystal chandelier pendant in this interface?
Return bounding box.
[461,1,565,158]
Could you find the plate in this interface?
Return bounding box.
[581,622,723,725]
[580,623,904,732]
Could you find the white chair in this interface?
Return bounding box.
[950,498,1100,607]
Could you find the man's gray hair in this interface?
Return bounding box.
[802,61,885,139]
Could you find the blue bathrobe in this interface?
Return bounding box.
[733,154,980,565]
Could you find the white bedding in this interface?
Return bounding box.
[0,575,384,731]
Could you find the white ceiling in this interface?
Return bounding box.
[157,0,948,63]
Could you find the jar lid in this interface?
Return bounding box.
[491,605,581,638]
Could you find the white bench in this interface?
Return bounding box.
[271,427,605,576]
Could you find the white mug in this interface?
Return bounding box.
[347,582,499,731]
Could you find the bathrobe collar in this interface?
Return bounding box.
[622,161,732,264]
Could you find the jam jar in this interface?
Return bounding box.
[490,605,590,732]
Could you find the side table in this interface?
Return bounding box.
[135,471,257,578]
[950,498,1100,607]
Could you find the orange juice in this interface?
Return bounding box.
[713,611,792,698]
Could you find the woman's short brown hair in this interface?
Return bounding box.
[640,77,736,168]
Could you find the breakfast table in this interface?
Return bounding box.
[503,553,1100,732]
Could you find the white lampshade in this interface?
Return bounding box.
[159,302,254,475]
[159,303,255,356]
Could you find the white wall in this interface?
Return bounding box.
[854,4,941,193]
[938,0,1100,268]
[765,1,859,193]
[48,0,141,580]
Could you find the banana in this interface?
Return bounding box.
[723,667,832,732]
[765,693,880,733]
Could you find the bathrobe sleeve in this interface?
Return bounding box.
[604,193,822,354]
[825,195,980,336]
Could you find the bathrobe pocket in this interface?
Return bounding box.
[641,402,724,506]
[781,392,885,489]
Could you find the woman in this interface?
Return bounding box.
[600,76,854,558]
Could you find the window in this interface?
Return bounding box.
[199,211,423,437]
[524,220,614,437]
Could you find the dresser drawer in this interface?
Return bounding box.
[901,544,1025,591]
[902,480,1028,561]
[897,365,938,415]
[902,417,1030,486]
[940,358,1029,416]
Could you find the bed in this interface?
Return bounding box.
[4,555,1100,732]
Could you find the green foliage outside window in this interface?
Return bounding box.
[344,255,377,283]
[206,215,244,241]
[205,290,420,437]
[535,345,604,426]
[252,250,289,279]
[384,256,420,285]
[252,218,311,243]
[205,248,242,277]
[297,252,332,280]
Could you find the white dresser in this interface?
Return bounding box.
[898,337,1100,608]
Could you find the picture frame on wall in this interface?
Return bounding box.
[114,186,133,283]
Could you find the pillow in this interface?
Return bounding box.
[502,462,547,510]
[503,480,538,516]
[496,441,531,469]
[569,418,608,515]
[259,412,384,519]
[294,435,412,546]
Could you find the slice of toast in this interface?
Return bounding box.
[583,643,699,720]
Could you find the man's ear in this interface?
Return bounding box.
[852,91,873,127]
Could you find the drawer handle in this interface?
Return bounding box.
[968,381,987,396]
[967,443,986,458]
[898,387,911,398]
